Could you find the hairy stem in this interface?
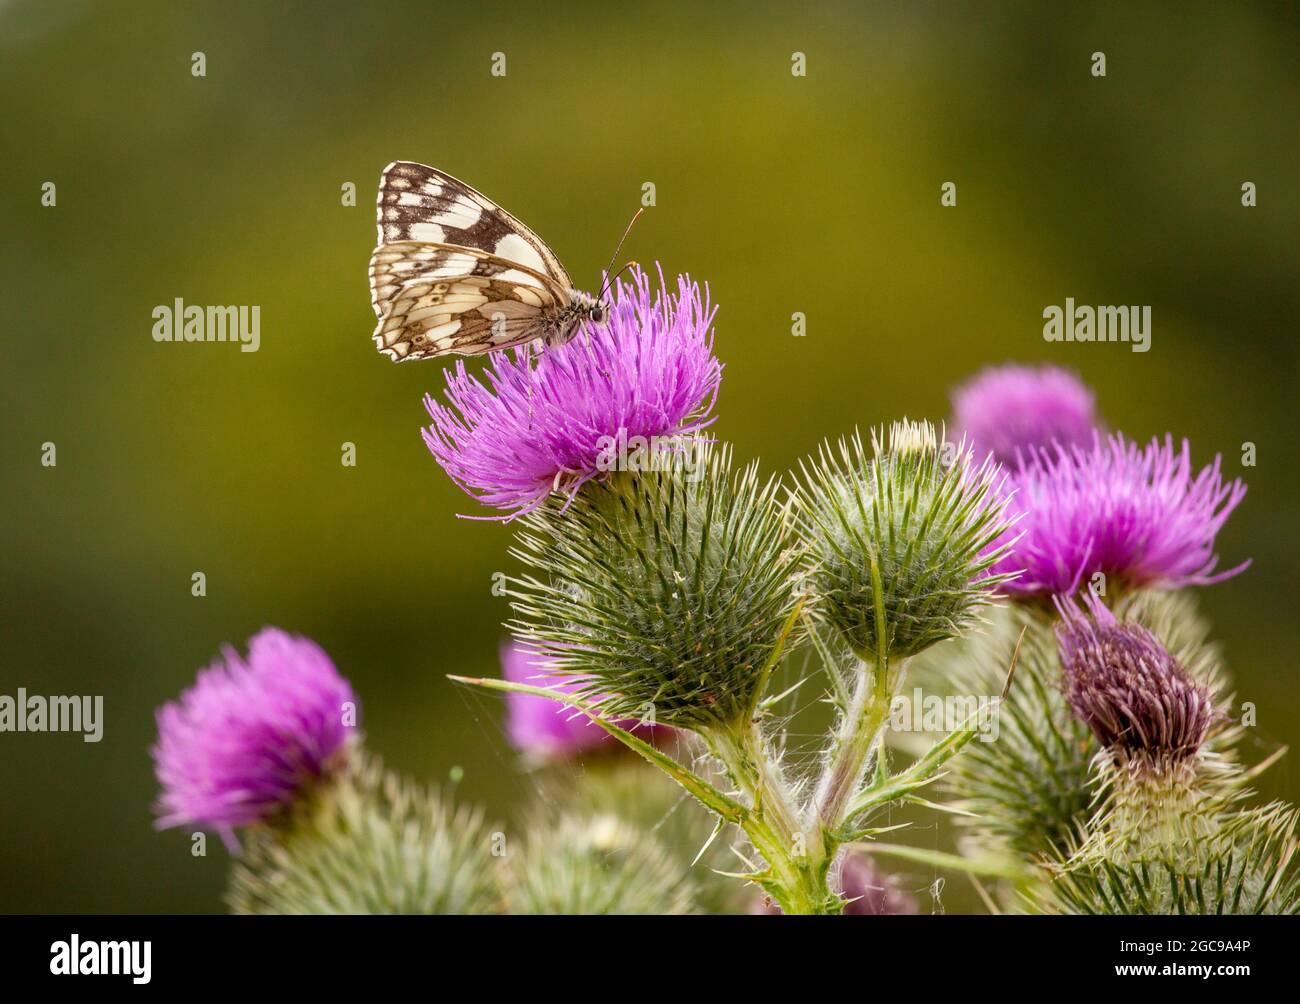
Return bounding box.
[707,721,838,915]
[811,655,906,836]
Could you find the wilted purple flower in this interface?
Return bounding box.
[152,628,358,847]
[753,852,919,915]
[1056,593,1215,762]
[501,641,655,760]
[951,363,1099,467]
[991,432,1248,597]
[423,265,722,519]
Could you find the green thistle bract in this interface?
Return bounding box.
[552,757,748,914]
[918,606,1095,864]
[797,421,1017,661]
[505,813,698,915]
[227,755,500,915]
[925,593,1243,871]
[1040,801,1300,915]
[507,440,802,733]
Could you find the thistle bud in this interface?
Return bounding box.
[505,813,697,915]
[507,440,802,733]
[227,755,500,914]
[796,421,1017,661]
[1056,593,1216,776]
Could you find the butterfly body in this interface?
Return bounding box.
[368,162,602,362]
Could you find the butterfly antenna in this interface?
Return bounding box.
[598,206,645,301]
[600,259,641,298]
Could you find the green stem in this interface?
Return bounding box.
[803,547,908,883]
[707,721,838,915]
[811,655,903,835]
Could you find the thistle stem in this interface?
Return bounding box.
[707,721,837,915]
[811,655,905,835]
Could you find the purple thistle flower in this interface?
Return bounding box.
[1056,592,1215,762]
[502,641,616,758]
[152,628,358,848]
[991,432,1248,597]
[951,363,1099,467]
[422,265,722,520]
[501,641,655,760]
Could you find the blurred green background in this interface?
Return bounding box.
[1,0,1296,913]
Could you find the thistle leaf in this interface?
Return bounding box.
[449,673,746,825]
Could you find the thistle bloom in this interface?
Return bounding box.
[1056,593,1215,764]
[501,640,618,759]
[152,628,358,847]
[423,266,722,519]
[992,433,1248,597]
[951,363,1099,467]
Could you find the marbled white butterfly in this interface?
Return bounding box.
[369,161,613,362]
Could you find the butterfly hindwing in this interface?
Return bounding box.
[369,241,565,322]
[374,273,566,361]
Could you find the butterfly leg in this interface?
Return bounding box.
[525,338,546,427]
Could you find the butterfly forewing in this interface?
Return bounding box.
[375,162,570,283]
[368,162,580,361]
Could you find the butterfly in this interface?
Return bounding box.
[368,161,612,363]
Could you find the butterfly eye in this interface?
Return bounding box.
[591,303,606,324]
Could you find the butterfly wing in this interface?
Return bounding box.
[369,162,577,360]
[374,161,571,284]
[373,264,568,361]
[370,240,567,321]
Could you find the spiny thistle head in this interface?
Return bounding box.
[1051,589,1291,909]
[504,812,697,915]
[152,628,359,848]
[924,591,1242,881]
[422,265,722,519]
[227,755,500,915]
[1041,802,1300,915]
[1056,592,1216,776]
[796,420,1018,662]
[507,440,802,733]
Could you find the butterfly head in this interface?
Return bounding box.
[571,289,606,325]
